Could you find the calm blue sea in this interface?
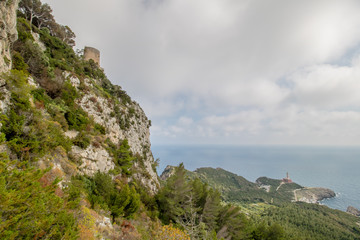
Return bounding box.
[152,145,360,212]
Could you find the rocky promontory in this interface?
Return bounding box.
[294,187,336,204]
[347,206,360,217]
[256,176,335,204]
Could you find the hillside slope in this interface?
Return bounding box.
[160,164,360,240]
[0,1,159,193]
[161,166,334,205]
[0,1,162,239]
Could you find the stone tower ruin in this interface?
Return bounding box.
[84,46,100,66]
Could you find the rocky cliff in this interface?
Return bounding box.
[0,2,160,237]
[0,0,19,72]
[34,65,159,194]
[65,72,159,193]
[0,0,159,195]
[0,0,19,130]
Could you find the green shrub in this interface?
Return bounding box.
[4,70,32,112]
[1,74,72,159]
[39,28,77,71]
[4,70,31,94]
[16,17,34,42]
[129,107,135,115]
[82,172,141,221]
[12,38,49,78]
[11,51,29,71]
[11,92,31,111]
[60,82,79,107]
[41,121,72,153]
[106,139,135,176]
[1,109,25,143]
[73,132,91,149]
[64,179,82,210]
[65,108,89,131]
[31,88,52,105]
[3,56,10,66]
[94,123,106,135]
[110,181,140,219]
[2,107,72,159]
[0,132,6,144]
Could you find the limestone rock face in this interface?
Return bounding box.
[71,145,115,176]
[0,0,20,72]
[0,0,19,116]
[347,206,360,217]
[0,79,11,113]
[65,73,159,193]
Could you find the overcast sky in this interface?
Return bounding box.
[43,0,360,146]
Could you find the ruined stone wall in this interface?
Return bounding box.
[84,46,100,66]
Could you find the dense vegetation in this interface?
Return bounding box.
[261,203,360,240]
[165,166,360,239]
[181,167,302,204]
[70,172,141,220]
[0,153,78,239]
[1,0,359,239]
[1,0,151,238]
[157,164,286,240]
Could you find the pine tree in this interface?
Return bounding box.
[202,188,221,232]
[217,205,251,240]
[157,163,191,224]
[116,139,135,175]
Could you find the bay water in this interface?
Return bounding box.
[152,145,360,212]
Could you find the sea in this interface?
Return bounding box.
[152,145,360,212]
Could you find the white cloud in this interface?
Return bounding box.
[289,58,360,109]
[202,111,264,135]
[140,98,185,118]
[267,109,360,145]
[152,108,360,145]
[178,116,193,126]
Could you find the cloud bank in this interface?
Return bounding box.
[44,0,360,145]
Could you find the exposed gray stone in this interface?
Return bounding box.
[72,77,159,193]
[71,145,115,176]
[160,165,176,181]
[347,206,360,217]
[295,187,335,203]
[31,32,46,52]
[0,0,20,73]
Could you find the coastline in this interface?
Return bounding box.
[153,144,360,212]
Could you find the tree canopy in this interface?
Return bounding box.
[18,0,76,46]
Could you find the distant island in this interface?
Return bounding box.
[161,166,335,205]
